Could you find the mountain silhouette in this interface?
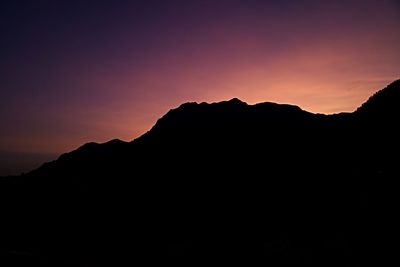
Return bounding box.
[356,79,400,116]
[1,80,399,266]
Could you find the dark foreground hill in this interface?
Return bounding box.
[1,80,400,266]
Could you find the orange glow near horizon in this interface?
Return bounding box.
[0,0,399,175]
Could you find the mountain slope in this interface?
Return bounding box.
[1,80,399,266]
[356,79,400,117]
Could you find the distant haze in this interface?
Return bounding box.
[0,151,56,176]
[0,0,399,175]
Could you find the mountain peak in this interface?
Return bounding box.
[227,97,247,105]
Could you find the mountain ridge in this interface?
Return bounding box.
[1,80,399,266]
[66,78,400,163]
[19,79,397,180]
[28,78,399,173]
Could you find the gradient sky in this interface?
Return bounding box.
[1,0,399,175]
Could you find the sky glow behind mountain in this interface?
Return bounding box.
[0,0,399,174]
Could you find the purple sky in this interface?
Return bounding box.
[0,0,399,175]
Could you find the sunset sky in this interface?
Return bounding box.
[1,0,399,175]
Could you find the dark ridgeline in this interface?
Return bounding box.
[1,80,399,266]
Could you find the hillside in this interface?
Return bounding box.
[1,80,399,266]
